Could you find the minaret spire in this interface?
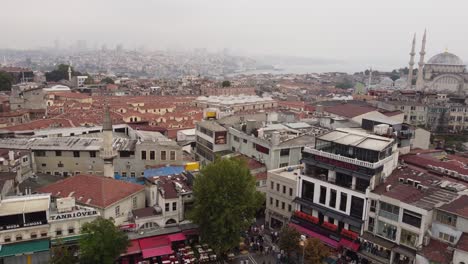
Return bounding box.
[101,104,116,178]
[416,29,427,90]
[68,65,72,82]
[407,33,416,89]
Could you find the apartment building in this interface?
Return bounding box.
[265,165,300,229]
[291,128,399,252]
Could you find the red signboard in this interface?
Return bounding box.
[314,155,359,171]
[294,211,319,224]
[341,229,358,240]
[322,222,338,231]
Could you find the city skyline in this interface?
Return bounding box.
[2,0,468,72]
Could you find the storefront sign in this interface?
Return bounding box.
[50,210,98,221]
[0,221,46,231]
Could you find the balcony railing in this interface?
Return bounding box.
[378,210,399,222]
[304,148,393,169]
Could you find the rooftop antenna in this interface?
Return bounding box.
[367,67,373,91]
[2,55,6,66]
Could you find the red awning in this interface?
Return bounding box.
[289,223,340,248]
[168,233,186,242]
[339,238,360,251]
[121,240,141,256]
[142,246,173,259]
[139,235,170,249]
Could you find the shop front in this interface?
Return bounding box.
[0,239,50,264]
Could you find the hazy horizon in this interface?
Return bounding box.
[2,0,468,72]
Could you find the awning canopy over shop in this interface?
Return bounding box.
[0,239,49,258]
[168,233,186,242]
[142,246,173,259]
[289,223,340,248]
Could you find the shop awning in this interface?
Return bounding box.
[361,232,395,250]
[142,246,173,259]
[183,229,199,236]
[168,233,186,242]
[339,238,360,251]
[51,234,84,245]
[0,239,49,257]
[121,240,141,256]
[289,223,339,248]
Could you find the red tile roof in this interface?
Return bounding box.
[439,196,468,218]
[401,153,468,177]
[420,239,452,263]
[456,233,468,252]
[323,104,377,118]
[38,174,144,208]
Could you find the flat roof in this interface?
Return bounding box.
[318,128,393,152]
[196,121,226,132]
[363,117,402,126]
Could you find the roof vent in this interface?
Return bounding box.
[386,185,392,192]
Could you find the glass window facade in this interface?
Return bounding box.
[302,181,315,202]
[379,202,400,221]
[377,220,397,241]
[400,229,419,248]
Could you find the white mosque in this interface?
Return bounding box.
[407,30,468,94]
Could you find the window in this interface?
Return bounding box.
[141,151,147,160]
[58,162,64,168]
[319,186,326,204]
[280,149,290,156]
[289,188,293,196]
[328,217,335,224]
[36,151,46,157]
[271,181,274,189]
[288,204,292,212]
[170,151,176,160]
[368,217,375,232]
[73,151,80,157]
[439,232,455,243]
[30,233,37,239]
[370,200,377,212]
[122,172,127,177]
[42,163,46,167]
[149,151,155,160]
[302,181,315,202]
[279,163,289,168]
[4,236,11,242]
[55,150,62,156]
[276,183,280,192]
[282,202,285,210]
[436,211,457,227]
[400,229,419,248]
[402,209,422,228]
[16,235,22,241]
[234,136,239,142]
[377,220,397,241]
[41,232,47,237]
[165,203,170,211]
[89,151,96,158]
[276,200,279,207]
[339,193,347,212]
[329,189,337,208]
[115,206,120,217]
[161,151,167,161]
[68,227,75,234]
[350,196,364,219]
[132,197,138,209]
[270,197,273,205]
[283,186,286,194]
[379,202,400,221]
[173,202,177,211]
[56,229,62,236]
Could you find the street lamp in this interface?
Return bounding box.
[299,235,306,264]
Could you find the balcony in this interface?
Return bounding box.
[304,147,393,169]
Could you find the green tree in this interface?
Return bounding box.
[278,226,301,258]
[84,74,95,85]
[49,239,76,264]
[79,217,130,264]
[0,71,13,91]
[189,158,263,256]
[221,80,231,87]
[101,77,115,84]
[45,64,82,82]
[303,238,330,264]
[335,77,354,89]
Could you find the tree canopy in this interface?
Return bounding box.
[79,217,130,264]
[0,71,13,91]
[189,158,264,255]
[49,239,76,264]
[222,80,231,87]
[303,238,330,264]
[335,77,354,89]
[278,225,301,257]
[45,64,82,82]
[101,77,115,84]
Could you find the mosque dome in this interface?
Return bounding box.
[427,52,464,65]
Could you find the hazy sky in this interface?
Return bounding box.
[2,0,468,70]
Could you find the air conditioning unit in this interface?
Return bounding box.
[386,185,392,192]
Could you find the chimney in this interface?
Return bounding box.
[8,150,14,161]
[272,131,280,146]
